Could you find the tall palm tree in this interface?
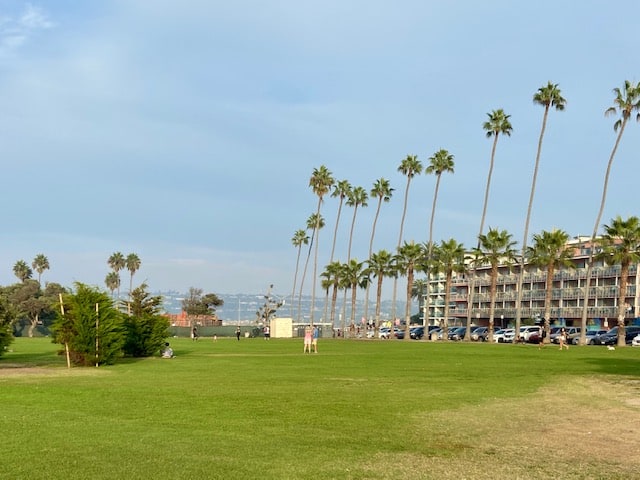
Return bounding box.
[322,180,352,321]
[125,253,141,296]
[340,186,368,325]
[596,216,640,347]
[108,252,126,299]
[425,149,455,329]
[580,80,640,343]
[363,178,394,321]
[431,239,467,339]
[341,259,368,333]
[367,249,395,336]
[31,254,50,286]
[526,229,573,343]
[290,229,309,317]
[515,82,566,339]
[392,155,423,323]
[297,213,325,322]
[105,271,120,298]
[308,166,334,325]
[472,229,517,342]
[320,261,343,328]
[467,110,513,336]
[13,260,32,283]
[396,241,425,341]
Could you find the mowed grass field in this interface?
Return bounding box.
[1,337,639,480]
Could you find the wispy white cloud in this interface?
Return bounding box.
[0,3,52,55]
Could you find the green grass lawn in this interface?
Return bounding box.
[1,337,639,480]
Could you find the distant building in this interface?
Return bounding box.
[164,312,222,327]
[426,236,639,329]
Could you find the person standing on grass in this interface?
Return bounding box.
[558,327,569,350]
[263,325,270,340]
[192,325,199,341]
[236,326,241,341]
[303,326,312,353]
[312,325,319,353]
[538,326,546,349]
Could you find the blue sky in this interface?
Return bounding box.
[0,1,639,301]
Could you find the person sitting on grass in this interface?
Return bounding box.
[161,342,174,358]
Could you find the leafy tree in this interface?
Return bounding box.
[52,283,125,366]
[290,229,309,318]
[392,154,423,322]
[31,254,50,286]
[363,178,394,321]
[515,82,566,337]
[181,287,224,316]
[596,216,640,346]
[107,252,126,298]
[472,229,517,341]
[308,165,334,325]
[580,80,640,343]
[526,229,573,343]
[13,260,32,283]
[0,294,15,356]
[122,283,170,357]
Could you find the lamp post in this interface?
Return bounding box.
[500,314,504,328]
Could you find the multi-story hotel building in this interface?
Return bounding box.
[426,236,639,330]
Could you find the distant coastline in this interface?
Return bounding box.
[156,291,408,325]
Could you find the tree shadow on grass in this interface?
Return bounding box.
[583,357,640,377]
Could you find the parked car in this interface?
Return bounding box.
[378,327,391,339]
[632,334,640,347]
[596,326,640,345]
[571,329,608,345]
[494,328,515,343]
[519,326,541,343]
[448,326,467,341]
[410,326,425,339]
[470,326,489,342]
[551,326,581,344]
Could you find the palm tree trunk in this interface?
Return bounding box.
[544,265,554,343]
[364,199,383,322]
[297,230,316,322]
[617,262,629,347]
[310,197,324,326]
[323,200,345,321]
[489,265,498,340]
[466,134,499,336]
[580,119,627,343]
[291,246,302,317]
[392,177,412,322]
[427,176,441,332]
[515,106,550,341]
[375,277,383,335]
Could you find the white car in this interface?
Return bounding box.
[494,328,515,343]
[632,334,640,347]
